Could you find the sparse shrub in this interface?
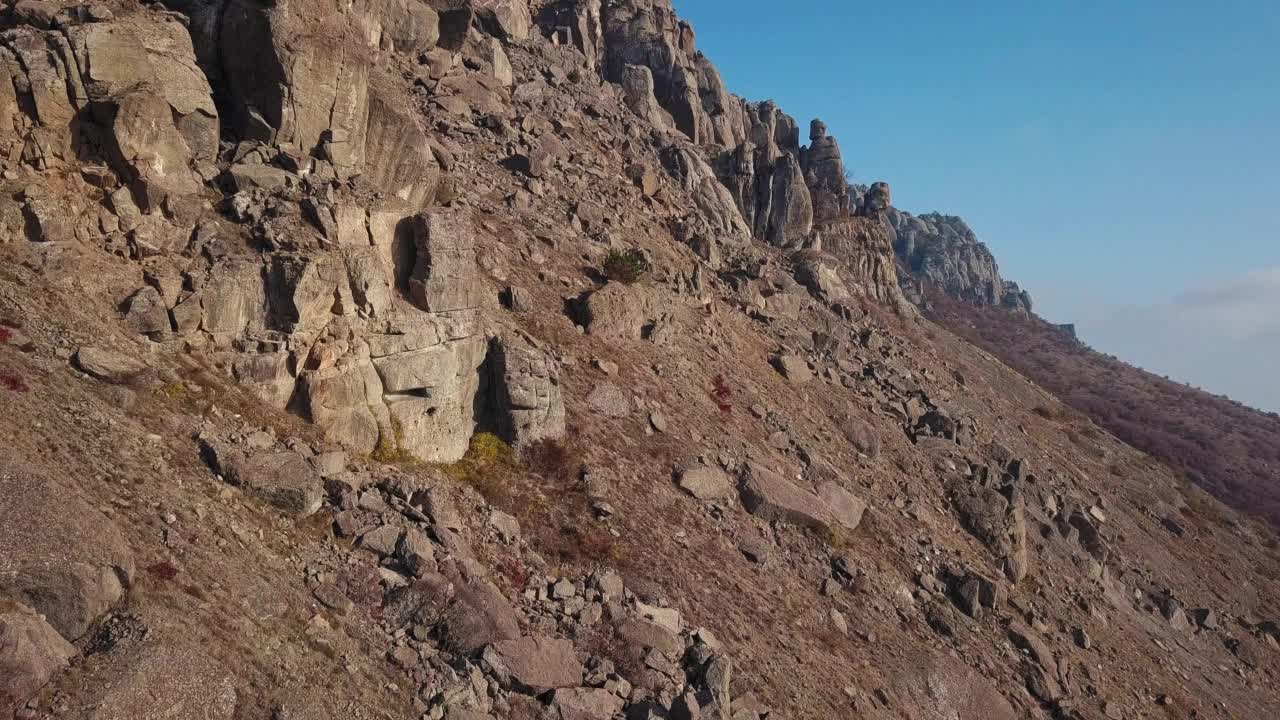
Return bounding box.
[371,416,419,464]
[522,438,580,482]
[711,373,733,415]
[567,68,583,84]
[543,523,622,565]
[496,554,530,591]
[602,248,651,284]
[145,562,179,581]
[155,382,187,400]
[439,432,515,502]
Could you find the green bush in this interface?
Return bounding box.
[602,249,651,284]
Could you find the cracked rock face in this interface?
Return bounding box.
[889,210,1032,313]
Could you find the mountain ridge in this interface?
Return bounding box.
[2,2,1279,720]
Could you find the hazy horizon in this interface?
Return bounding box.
[677,0,1280,412]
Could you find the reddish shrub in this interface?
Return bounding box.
[496,555,529,590]
[1,375,27,393]
[0,327,10,344]
[145,562,179,581]
[711,374,733,415]
[522,438,580,483]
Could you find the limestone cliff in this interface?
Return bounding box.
[889,210,1033,313]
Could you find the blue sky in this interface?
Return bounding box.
[675,0,1280,411]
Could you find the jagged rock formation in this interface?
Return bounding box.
[3,3,1280,720]
[889,210,1033,313]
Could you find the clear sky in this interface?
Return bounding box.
[675,0,1280,411]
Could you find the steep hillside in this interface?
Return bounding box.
[930,292,1280,529]
[3,2,1280,720]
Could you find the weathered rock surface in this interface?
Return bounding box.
[890,210,1032,313]
[0,462,135,643]
[440,578,522,656]
[487,333,566,449]
[552,687,626,720]
[738,462,862,533]
[677,464,732,501]
[74,346,148,384]
[0,600,77,717]
[200,441,324,516]
[488,636,584,692]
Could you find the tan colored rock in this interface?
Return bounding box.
[409,211,484,313]
[818,482,867,531]
[616,618,682,658]
[771,354,811,384]
[677,464,732,501]
[489,636,584,692]
[74,346,148,384]
[0,600,77,717]
[489,334,566,449]
[476,0,533,41]
[301,358,385,455]
[621,64,671,129]
[739,462,832,532]
[552,688,625,720]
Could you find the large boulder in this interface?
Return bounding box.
[738,463,864,534]
[0,600,77,717]
[677,464,733,501]
[488,636,585,693]
[199,442,324,516]
[574,283,682,341]
[952,483,1030,584]
[475,0,533,40]
[620,64,671,130]
[440,578,522,656]
[409,211,485,313]
[487,334,566,449]
[0,462,136,643]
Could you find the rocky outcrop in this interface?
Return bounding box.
[599,0,741,148]
[166,0,442,205]
[889,210,1032,313]
[801,119,850,222]
[486,333,566,449]
[1,11,218,208]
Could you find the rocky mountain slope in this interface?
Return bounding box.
[930,292,1280,531]
[888,210,1032,314]
[2,1,1279,719]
